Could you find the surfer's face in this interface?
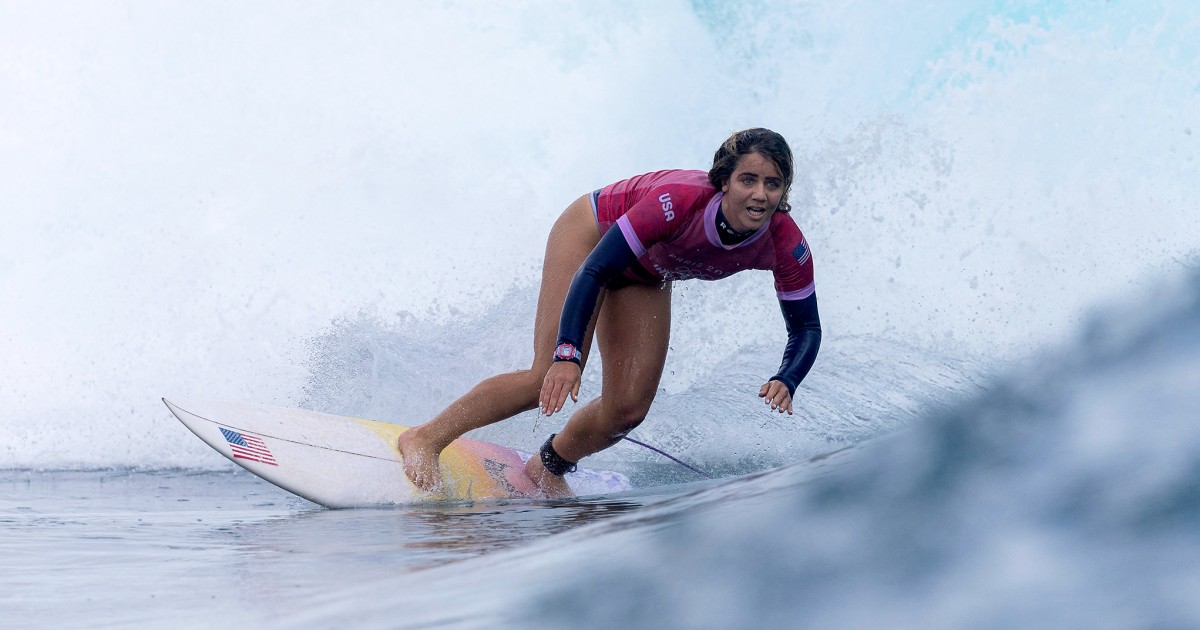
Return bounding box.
[720,152,784,233]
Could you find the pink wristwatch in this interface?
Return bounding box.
[553,343,582,363]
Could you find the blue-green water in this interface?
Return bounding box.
[3,1,1199,627]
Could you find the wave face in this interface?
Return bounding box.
[285,269,1200,628]
[4,2,1200,627]
[2,2,1198,479]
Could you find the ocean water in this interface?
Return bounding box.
[2,1,1199,628]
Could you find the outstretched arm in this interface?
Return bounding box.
[540,227,639,415]
[759,293,822,414]
[556,227,639,353]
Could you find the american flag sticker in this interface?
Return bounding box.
[219,427,278,466]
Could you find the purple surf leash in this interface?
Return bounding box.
[621,436,713,479]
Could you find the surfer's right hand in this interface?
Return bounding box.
[540,361,581,416]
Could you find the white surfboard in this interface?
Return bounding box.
[163,398,630,508]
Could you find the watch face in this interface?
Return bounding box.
[556,344,575,359]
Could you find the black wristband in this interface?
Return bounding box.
[539,434,577,476]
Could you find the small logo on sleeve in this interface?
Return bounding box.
[658,193,675,221]
[791,239,810,264]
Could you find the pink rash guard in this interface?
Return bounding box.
[554,168,823,396]
[593,169,815,301]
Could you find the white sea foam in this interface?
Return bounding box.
[1,2,1196,471]
[3,3,1200,629]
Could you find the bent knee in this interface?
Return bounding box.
[603,402,652,438]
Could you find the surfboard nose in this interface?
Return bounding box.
[162,397,192,421]
[162,397,181,417]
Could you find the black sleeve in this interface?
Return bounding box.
[554,227,639,361]
[771,293,822,396]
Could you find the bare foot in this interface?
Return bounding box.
[397,427,444,493]
[523,455,575,499]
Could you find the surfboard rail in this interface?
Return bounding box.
[163,398,629,507]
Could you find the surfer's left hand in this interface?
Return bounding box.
[758,380,793,415]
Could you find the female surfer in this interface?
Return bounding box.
[399,128,822,497]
